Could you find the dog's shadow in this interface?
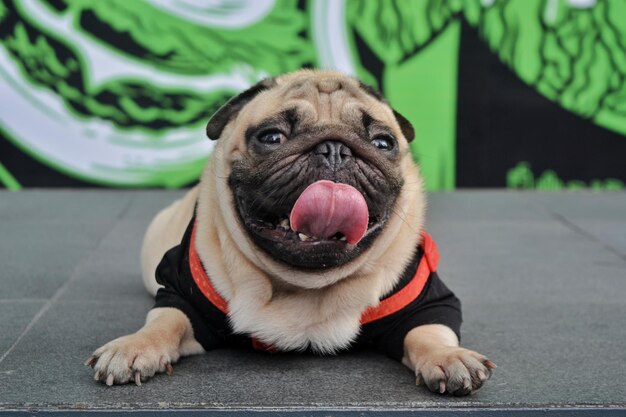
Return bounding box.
[161,347,421,402]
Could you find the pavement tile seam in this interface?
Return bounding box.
[0,300,52,365]
[526,195,626,261]
[0,209,132,367]
[547,210,626,262]
[115,194,136,220]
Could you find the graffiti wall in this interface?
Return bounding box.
[0,0,624,190]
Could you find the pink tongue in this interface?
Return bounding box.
[289,180,369,245]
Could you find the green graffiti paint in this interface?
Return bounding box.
[0,161,21,191]
[2,1,237,132]
[64,0,312,75]
[507,161,625,191]
[386,22,461,191]
[464,0,626,138]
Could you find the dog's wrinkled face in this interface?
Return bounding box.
[207,71,415,271]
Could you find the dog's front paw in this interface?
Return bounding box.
[413,346,496,396]
[85,332,178,386]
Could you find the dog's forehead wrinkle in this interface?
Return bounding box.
[358,107,391,132]
[317,77,342,94]
[318,92,331,122]
[280,80,364,125]
[361,110,374,131]
[327,91,360,124]
[340,102,374,131]
[252,108,297,131]
[281,72,359,93]
[281,80,318,104]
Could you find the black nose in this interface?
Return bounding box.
[314,140,352,168]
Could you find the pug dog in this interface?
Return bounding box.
[86,70,495,395]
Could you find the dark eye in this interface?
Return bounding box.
[257,130,286,145]
[372,135,394,151]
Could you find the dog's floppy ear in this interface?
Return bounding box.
[206,77,277,140]
[391,109,415,142]
[358,81,415,142]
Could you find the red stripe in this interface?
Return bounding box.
[359,232,438,325]
[189,222,229,314]
[251,338,277,353]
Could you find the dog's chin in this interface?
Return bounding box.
[234,194,388,270]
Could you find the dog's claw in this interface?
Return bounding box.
[484,359,497,369]
[84,356,97,367]
[134,371,141,386]
[106,374,114,386]
[415,372,424,386]
[94,370,101,381]
[453,378,472,396]
[166,363,174,376]
[439,381,446,394]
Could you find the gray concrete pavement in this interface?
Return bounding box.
[0,190,625,414]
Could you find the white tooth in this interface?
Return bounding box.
[280,219,290,229]
[339,236,347,241]
[298,233,310,241]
